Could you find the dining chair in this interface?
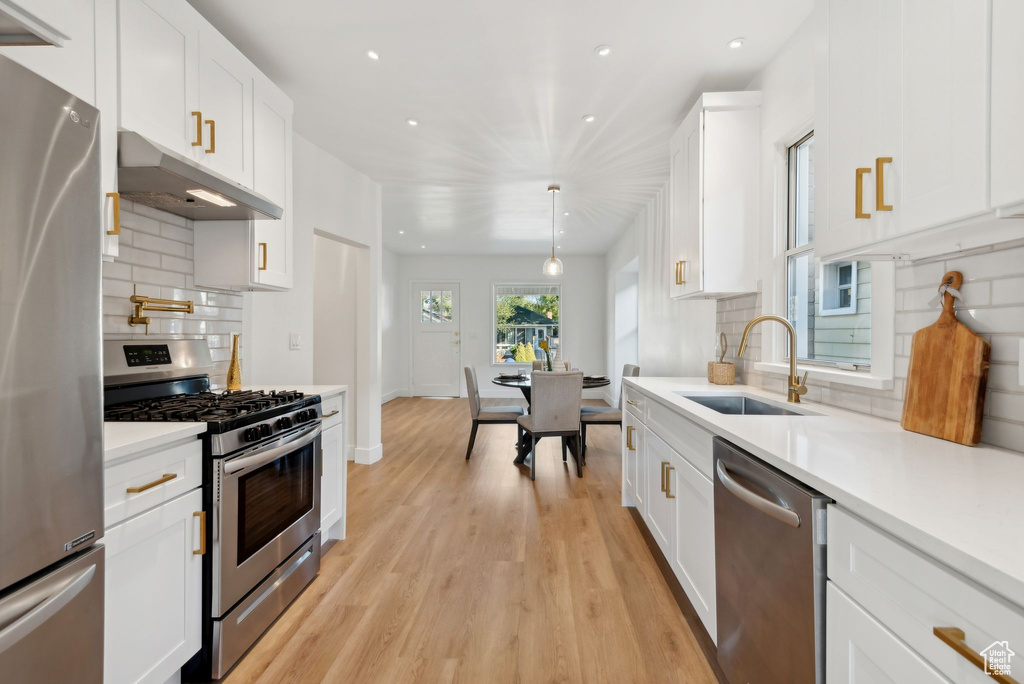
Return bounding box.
[464,366,526,460]
[579,364,640,460]
[516,371,584,480]
[532,359,571,370]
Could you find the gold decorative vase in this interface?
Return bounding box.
[226,334,242,390]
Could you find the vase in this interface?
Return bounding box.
[226,333,242,390]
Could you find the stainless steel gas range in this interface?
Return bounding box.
[103,339,322,679]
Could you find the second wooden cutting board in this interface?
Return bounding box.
[901,271,991,446]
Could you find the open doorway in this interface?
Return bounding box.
[613,257,640,403]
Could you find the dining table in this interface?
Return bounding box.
[491,372,611,408]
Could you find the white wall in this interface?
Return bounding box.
[381,248,408,402]
[246,132,383,464]
[383,254,607,400]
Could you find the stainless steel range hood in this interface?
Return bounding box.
[117,131,283,221]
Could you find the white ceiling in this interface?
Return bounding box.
[188,0,811,255]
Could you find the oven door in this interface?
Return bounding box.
[213,423,321,615]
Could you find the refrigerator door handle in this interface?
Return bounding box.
[0,564,96,656]
[716,460,801,528]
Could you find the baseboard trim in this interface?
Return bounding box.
[627,507,727,684]
[382,389,408,404]
[354,442,382,465]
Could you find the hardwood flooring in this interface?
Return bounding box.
[223,397,718,683]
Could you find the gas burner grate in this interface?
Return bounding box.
[104,389,306,424]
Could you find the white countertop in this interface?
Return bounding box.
[625,377,1024,610]
[104,422,207,462]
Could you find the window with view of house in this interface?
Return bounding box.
[494,284,561,364]
[786,132,871,367]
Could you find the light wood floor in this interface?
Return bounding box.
[223,397,718,683]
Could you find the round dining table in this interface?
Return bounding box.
[492,373,611,407]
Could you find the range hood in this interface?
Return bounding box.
[117,131,283,221]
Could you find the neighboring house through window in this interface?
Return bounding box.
[493,284,561,364]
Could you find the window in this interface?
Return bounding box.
[786,132,871,367]
[493,284,560,364]
[419,289,452,323]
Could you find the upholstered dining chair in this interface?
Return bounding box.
[464,366,526,460]
[532,359,571,370]
[580,364,640,460]
[516,371,584,480]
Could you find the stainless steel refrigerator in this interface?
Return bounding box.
[0,53,105,682]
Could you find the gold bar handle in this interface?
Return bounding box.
[193,511,206,556]
[191,111,203,146]
[205,119,216,153]
[675,260,686,285]
[665,466,675,498]
[258,242,268,271]
[625,425,635,450]
[875,157,893,211]
[660,461,668,493]
[627,399,639,407]
[126,473,177,494]
[106,192,120,236]
[933,627,1019,684]
[855,167,872,219]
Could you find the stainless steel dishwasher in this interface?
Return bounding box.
[713,438,831,684]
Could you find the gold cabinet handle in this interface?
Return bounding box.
[933,627,1019,684]
[106,192,120,236]
[625,425,635,450]
[855,167,872,218]
[665,465,675,499]
[660,461,668,493]
[627,399,639,407]
[674,260,686,285]
[193,511,206,556]
[875,156,893,211]
[205,119,216,153]
[191,111,203,146]
[258,242,268,270]
[126,473,177,493]
[323,409,341,418]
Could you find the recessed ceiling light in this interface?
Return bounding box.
[557,245,562,249]
[559,230,565,234]
[398,230,405,234]
[582,114,595,123]
[366,50,380,60]
[563,211,570,216]
[727,37,745,49]
[420,245,426,249]
[594,45,611,57]
[406,118,419,126]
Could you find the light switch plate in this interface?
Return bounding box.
[289,333,301,351]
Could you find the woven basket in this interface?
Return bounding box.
[709,361,736,385]
[707,361,715,382]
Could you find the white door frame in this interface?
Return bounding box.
[409,281,462,397]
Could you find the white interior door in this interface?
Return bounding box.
[411,283,461,397]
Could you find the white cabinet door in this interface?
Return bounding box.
[104,489,202,684]
[669,105,702,298]
[196,23,253,187]
[252,73,293,289]
[669,450,716,643]
[320,423,345,542]
[644,429,675,561]
[118,0,199,157]
[623,411,644,517]
[827,582,949,684]
[991,0,1024,211]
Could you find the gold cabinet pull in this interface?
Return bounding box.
[875,156,893,211]
[855,167,872,219]
[205,119,216,153]
[660,461,668,493]
[126,473,177,493]
[625,425,635,450]
[191,111,203,146]
[106,192,120,236]
[627,399,639,407]
[674,260,686,285]
[258,242,268,270]
[665,465,675,499]
[933,627,1019,684]
[193,511,206,556]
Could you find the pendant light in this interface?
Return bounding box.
[542,184,564,276]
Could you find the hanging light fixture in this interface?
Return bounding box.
[542,184,564,276]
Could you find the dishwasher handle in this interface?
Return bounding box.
[716,460,801,528]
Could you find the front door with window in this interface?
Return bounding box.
[411,283,461,397]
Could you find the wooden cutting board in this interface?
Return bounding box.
[901,271,991,445]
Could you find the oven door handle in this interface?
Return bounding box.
[224,424,322,475]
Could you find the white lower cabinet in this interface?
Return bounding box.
[320,423,345,542]
[644,429,675,561]
[623,410,645,517]
[827,582,949,684]
[104,488,202,684]
[668,449,716,643]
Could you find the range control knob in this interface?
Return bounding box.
[277,416,293,430]
[243,427,259,442]
[259,423,272,438]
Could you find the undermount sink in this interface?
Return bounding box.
[676,393,820,417]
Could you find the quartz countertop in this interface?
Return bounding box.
[104,422,207,463]
[624,377,1024,610]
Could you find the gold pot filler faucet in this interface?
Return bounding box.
[127,284,194,335]
[737,314,808,403]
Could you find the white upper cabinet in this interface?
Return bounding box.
[817,0,1022,262]
[669,91,760,299]
[0,0,69,45]
[252,73,293,289]
[196,23,253,187]
[118,0,199,158]
[991,0,1024,214]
